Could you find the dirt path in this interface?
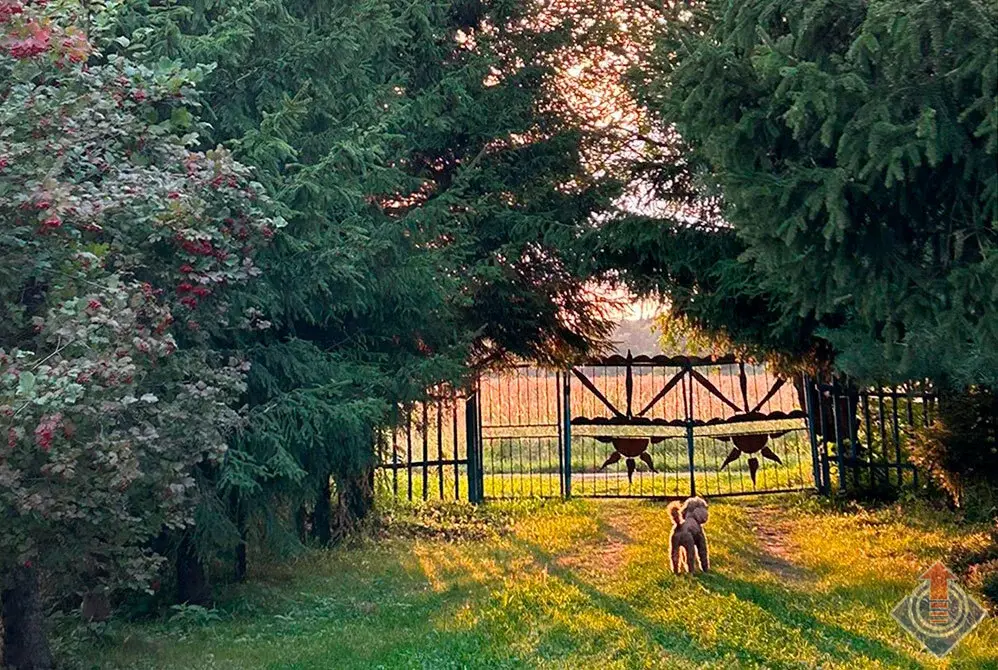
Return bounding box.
[749,505,809,583]
[554,502,634,576]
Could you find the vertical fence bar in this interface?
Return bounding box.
[877,390,889,486]
[421,402,429,501]
[803,375,825,493]
[830,382,846,492]
[862,392,874,487]
[685,363,697,497]
[563,369,572,498]
[891,386,903,487]
[406,406,413,501]
[436,397,444,499]
[392,405,399,498]
[556,371,565,497]
[453,400,459,501]
[847,390,861,491]
[465,385,482,503]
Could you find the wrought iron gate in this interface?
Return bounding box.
[476,353,814,499]
[377,359,938,502]
[805,378,934,495]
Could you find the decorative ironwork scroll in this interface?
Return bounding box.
[570,351,806,485]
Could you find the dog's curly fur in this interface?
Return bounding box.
[668,496,709,574]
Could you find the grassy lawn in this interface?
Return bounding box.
[65,496,997,669]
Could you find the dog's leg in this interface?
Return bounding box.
[670,536,681,574]
[681,536,696,573]
[694,531,709,572]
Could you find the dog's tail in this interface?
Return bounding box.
[667,500,682,525]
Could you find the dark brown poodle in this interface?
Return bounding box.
[668,496,709,574]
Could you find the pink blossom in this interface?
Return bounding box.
[0,2,23,24]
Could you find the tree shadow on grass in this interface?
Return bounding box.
[698,572,927,668]
[504,535,927,669]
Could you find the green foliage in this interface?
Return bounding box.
[909,387,998,519]
[0,0,278,601]
[105,0,625,545]
[600,0,998,385]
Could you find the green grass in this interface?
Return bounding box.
[64,497,997,669]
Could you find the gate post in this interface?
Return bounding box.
[465,385,484,503]
[562,370,572,498]
[830,381,847,493]
[802,374,825,494]
[684,362,697,497]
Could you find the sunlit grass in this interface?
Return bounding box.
[66,497,997,669]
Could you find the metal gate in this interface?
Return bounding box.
[476,353,814,500]
[376,359,941,502]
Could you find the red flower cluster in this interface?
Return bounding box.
[33,413,62,452]
[59,32,88,63]
[0,1,23,23]
[209,174,237,189]
[180,238,214,256]
[5,20,50,59]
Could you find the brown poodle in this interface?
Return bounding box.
[668,496,709,574]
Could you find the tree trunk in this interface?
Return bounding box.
[233,493,248,583]
[294,504,309,544]
[332,465,375,543]
[311,474,332,547]
[176,533,211,606]
[1,565,54,670]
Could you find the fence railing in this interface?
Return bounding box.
[377,367,938,502]
[806,378,935,495]
[375,387,477,502]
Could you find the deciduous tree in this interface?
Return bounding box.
[0,2,278,663]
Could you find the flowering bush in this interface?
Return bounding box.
[0,0,281,603]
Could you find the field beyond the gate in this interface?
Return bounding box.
[67,497,997,669]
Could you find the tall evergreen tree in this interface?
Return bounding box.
[109,0,623,558]
[595,0,998,386]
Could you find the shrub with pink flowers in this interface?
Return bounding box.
[0,0,281,618]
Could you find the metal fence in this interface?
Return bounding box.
[376,388,474,502]
[380,354,827,501]
[376,357,945,502]
[806,379,934,495]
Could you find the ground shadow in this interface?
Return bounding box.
[505,533,926,669]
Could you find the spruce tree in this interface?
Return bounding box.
[109,0,623,556]
[597,0,998,386]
